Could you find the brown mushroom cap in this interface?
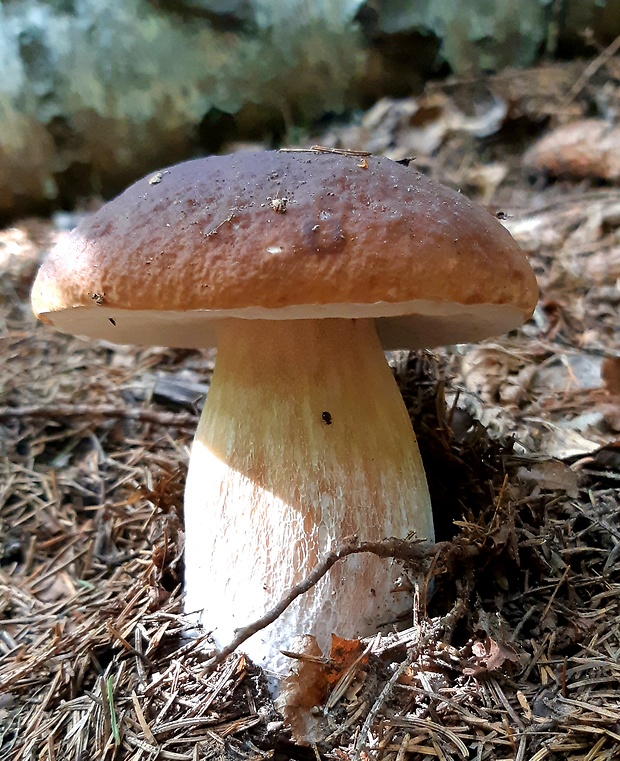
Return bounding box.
[31,151,538,349]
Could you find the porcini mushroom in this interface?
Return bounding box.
[31,151,538,683]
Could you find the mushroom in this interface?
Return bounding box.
[31,150,538,683]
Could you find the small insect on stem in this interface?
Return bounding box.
[321,411,333,425]
[91,293,105,306]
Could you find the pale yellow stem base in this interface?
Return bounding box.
[184,318,433,678]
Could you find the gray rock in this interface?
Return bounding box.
[0,0,364,215]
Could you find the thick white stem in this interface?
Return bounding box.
[184,318,433,678]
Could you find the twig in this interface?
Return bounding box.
[204,207,238,238]
[540,565,571,623]
[106,622,154,667]
[0,403,197,429]
[354,652,414,759]
[203,535,484,672]
[325,638,376,710]
[566,33,620,102]
[441,573,474,642]
[360,588,476,760]
[279,146,371,157]
[204,536,431,672]
[131,691,157,746]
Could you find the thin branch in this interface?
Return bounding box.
[354,574,475,759]
[0,403,197,429]
[354,653,414,759]
[203,535,480,672]
[566,33,620,102]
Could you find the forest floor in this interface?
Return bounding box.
[1,55,620,761]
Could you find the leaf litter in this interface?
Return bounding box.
[2,56,620,761]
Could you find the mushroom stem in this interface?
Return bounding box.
[184,318,433,678]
